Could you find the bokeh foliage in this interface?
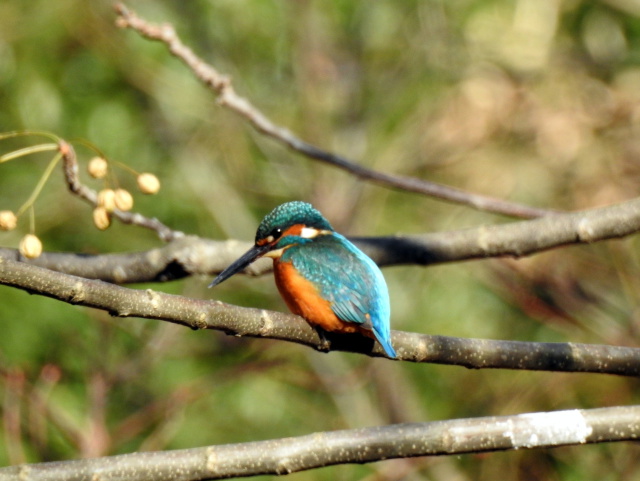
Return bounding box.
[1,0,640,479]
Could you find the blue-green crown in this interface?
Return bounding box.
[256,201,333,242]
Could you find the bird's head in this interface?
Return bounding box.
[209,201,333,288]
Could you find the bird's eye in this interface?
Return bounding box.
[264,228,282,244]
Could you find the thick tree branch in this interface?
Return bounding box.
[113,3,552,219]
[1,257,639,375]
[3,196,639,283]
[0,405,638,480]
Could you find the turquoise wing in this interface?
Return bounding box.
[286,233,395,357]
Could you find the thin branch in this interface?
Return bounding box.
[0,236,269,284]
[113,3,553,219]
[0,405,638,480]
[58,140,182,242]
[1,257,639,375]
[3,196,639,283]
[355,195,640,266]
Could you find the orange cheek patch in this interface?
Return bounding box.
[282,224,304,238]
[273,261,361,334]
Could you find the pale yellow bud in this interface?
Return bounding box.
[88,157,108,179]
[19,234,42,259]
[97,189,116,212]
[93,207,111,230]
[114,188,134,211]
[0,210,17,231]
[137,173,160,194]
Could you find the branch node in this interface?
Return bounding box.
[67,281,86,304]
[145,289,160,309]
[205,446,218,472]
[193,313,208,330]
[577,217,596,243]
[259,309,274,336]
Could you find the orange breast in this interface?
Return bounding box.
[273,260,361,334]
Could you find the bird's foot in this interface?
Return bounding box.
[314,328,332,353]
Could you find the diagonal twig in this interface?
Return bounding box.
[113,3,553,219]
[58,140,183,242]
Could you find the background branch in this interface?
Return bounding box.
[113,3,553,219]
[1,257,639,375]
[2,196,639,283]
[1,405,637,481]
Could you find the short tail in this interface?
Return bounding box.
[373,330,396,358]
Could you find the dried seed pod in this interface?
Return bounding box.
[114,188,134,211]
[19,234,43,259]
[0,210,17,231]
[97,189,116,212]
[93,207,111,230]
[137,173,160,194]
[88,157,108,179]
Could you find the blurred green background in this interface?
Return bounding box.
[2,0,640,479]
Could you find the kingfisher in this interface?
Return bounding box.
[209,201,396,358]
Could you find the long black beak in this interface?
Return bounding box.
[208,244,271,288]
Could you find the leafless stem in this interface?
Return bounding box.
[1,257,639,375]
[58,140,182,242]
[0,405,638,480]
[113,3,553,219]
